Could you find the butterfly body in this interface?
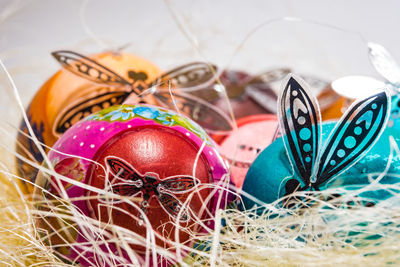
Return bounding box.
[104,156,202,223]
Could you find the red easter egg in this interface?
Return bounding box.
[87,125,212,253]
[34,104,231,266]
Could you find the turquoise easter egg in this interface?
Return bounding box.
[242,122,400,209]
[388,93,400,129]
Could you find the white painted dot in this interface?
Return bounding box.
[100,127,105,131]
[73,135,77,139]
[127,125,132,128]
[90,144,95,149]
[186,132,190,137]
[86,125,91,130]
[209,151,213,156]
[211,166,214,171]
[80,142,84,147]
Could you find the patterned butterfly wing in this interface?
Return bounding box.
[98,157,144,204]
[106,182,143,197]
[368,43,400,86]
[150,62,217,91]
[154,90,233,134]
[160,175,200,194]
[252,68,292,84]
[158,192,190,222]
[52,50,136,90]
[53,89,130,136]
[278,74,322,185]
[315,91,390,186]
[105,157,143,182]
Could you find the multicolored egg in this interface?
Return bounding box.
[34,104,232,266]
[218,114,278,188]
[241,75,393,210]
[16,51,161,192]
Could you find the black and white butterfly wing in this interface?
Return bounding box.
[150,62,217,91]
[368,42,400,86]
[315,91,390,186]
[154,90,233,134]
[252,68,292,84]
[160,175,200,194]
[99,157,144,203]
[52,50,135,90]
[53,89,130,136]
[158,192,190,222]
[105,157,143,181]
[278,74,322,186]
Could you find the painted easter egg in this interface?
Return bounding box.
[16,51,161,192]
[191,69,278,119]
[242,123,400,209]
[241,75,393,210]
[34,104,232,266]
[388,93,400,129]
[206,69,282,143]
[218,114,278,188]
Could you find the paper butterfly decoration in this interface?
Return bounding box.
[102,156,200,222]
[278,74,389,197]
[51,50,232,136]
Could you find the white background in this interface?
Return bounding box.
[0,0,399,125]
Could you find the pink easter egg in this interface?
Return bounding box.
[34,104,234,266]
[219,114,278,188]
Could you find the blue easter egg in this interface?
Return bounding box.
[242,122,400,210]
[388,94,400,129]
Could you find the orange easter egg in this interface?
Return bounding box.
[16,52,161,193]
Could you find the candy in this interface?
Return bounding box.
[34,104,232,265]
[242,74,392,209]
